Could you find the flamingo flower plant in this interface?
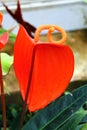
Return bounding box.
[14,24,74,113]
[1,1,87,129]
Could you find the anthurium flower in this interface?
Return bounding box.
[14,25,74,112]
[0,32,9,50]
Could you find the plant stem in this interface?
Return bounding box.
[19,102,27,130]
[0,55,7,130]
[19,46,36,130]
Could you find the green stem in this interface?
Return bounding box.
[0,54,7,130]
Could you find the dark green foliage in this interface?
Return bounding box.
[22,84,87,130]
[1,85,87,130]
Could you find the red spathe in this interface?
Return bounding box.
[0,32,9,50]
[14,25,74,112]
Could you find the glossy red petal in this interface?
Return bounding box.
[14,25,34,101]
[0,32,9,50]
[28,44,74,112]
[14,25,74,112]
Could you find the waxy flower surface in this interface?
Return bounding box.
[14,25,74,112]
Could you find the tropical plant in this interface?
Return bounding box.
[0,1,87,130]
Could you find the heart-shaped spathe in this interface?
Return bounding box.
[14,25,74,112]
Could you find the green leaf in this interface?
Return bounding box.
[76,125,83,130]
[11,111,22,130]
[0,28,16,42]
[64,91,72,95]
[80,123,87,130]
[81,114,87,123]
[0,28,7,34]
[22,84,87,130]
[81,102,87,123]
[83,0,87,3]
[59,109,87,130]
[11,110,32,130]
[9,32,16,42]
[1,53,13,75]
